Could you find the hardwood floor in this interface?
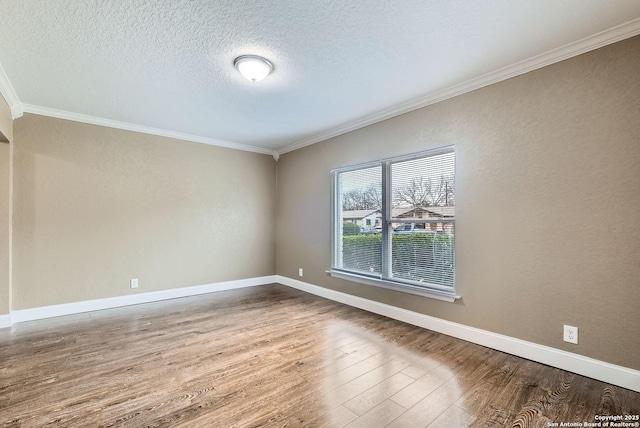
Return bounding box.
[1,284,638,427]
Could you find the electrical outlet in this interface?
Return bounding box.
[130,278,139,289]
[298,268,303,277]
[563,325,578,344]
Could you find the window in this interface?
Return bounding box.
[331,146,457,301]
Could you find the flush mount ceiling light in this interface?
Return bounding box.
[233,55,273,83]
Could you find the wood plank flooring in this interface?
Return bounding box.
[0,284,638,427]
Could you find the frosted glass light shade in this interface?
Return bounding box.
[234,55,273,82]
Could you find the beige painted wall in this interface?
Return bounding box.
[276,36,640,369]
[0,142,9,315]
[0,94,11,143]
[0,94,11,315]
[12,114,276,309]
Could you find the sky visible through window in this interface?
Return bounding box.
[339,152,455,210]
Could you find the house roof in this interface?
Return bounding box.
[392,206,455,218]
[342,207,454,220]
[342,210,381,220]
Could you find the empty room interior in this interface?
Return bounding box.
[1,1,640,427]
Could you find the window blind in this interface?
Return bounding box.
[332,146,455,295]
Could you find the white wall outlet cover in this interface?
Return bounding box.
[563,325,578,344]
[130,278,139,289]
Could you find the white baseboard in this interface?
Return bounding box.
[3,274,638,392]
[8,275,277,325]
[276,275,640,393]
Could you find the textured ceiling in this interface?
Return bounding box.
[1,1,640,155]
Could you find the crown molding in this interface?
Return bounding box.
[10,103,23,119]
[0,61,23,119]
[277,17,640,155]
[21,104,277,156]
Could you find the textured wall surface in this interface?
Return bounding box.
[276,36,640,369]
[0,142,9,315]
[12,114,276,309]
[0,95,10,314]
[0,94,11,142]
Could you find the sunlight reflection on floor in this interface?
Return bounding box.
[321,320,463,427]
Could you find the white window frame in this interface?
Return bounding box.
[330,146,459,302]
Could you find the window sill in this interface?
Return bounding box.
[327,270,460,303]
